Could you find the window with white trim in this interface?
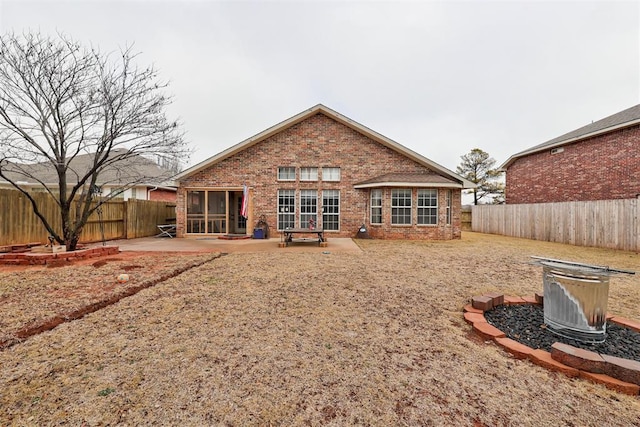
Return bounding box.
[300,167,318,181]
[277,167,295,181]
[391,189,412,225]
[370,189,382,224]
[417,189,438,225]
[322,167,340,182]
[277,189,295,229]
[300,189,318,227]
[322,190,340,231]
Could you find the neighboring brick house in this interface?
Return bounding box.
[147,188,178,202]
[500,104,640,204]
[0,149,177,202]
[174,105,474,240]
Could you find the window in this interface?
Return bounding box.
[110,188,125,199]
[446,190,452,225]
[300,167,318,181]
[278,190,295,229]
[278,167,295,181]
[391,189,412,225]
[322,167,341,182]
[417,189,438,225]
[300,189,318,227]
[370,189,382,224]
[322,190,340,231]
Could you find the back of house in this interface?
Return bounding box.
[175,105,474,240]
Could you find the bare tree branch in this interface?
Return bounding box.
[0,32,190,250]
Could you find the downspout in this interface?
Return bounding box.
[147,186,158,200]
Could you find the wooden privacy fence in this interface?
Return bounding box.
[0,189,176,246]
[472,199,640,252]
[461,206,472,231]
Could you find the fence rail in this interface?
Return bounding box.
[0,189,176,246]
[472,199,640,251]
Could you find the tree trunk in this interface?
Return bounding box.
[65,233,80,252]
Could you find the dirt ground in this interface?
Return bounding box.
[1,232,639,426]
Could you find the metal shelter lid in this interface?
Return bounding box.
[531,256,635,276]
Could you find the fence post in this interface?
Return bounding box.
[124,200,129,239]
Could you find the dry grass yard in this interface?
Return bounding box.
[1,232,639,426]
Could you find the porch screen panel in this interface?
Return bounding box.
[278,190,295,230]
[322,190,340,231]
[300,189,318,228]
[391,189,412,225]
[207,191,226,233]
[186,191,205,233]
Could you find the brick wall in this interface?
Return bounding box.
[148,189,177,203]
[506,125,640,204]
[177,113,462,239]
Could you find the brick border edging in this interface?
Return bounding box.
[0,246,120,266]
[0,253,222,351]
[464,294,640,396]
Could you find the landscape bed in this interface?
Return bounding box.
[0,233,638,426]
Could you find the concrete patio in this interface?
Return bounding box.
[100,236,363,254]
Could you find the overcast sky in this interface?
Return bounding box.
[1,0,638,173]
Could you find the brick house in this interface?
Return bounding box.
[500,104,640,204]
[0,149,177,202]
[174,105,474,240]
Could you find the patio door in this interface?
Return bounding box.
[234,192,247,234]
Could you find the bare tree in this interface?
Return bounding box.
[456,148,505,205]
[0,32,189,250]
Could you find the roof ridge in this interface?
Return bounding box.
[531,103,640,150]
[500,103,640,170]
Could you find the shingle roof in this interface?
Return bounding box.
[0,149,175,187]
[500,104,640,170]
[353,172,459,188]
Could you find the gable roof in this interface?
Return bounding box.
[500,104,640,170]
[176,104,475,188]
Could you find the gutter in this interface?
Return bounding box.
[499,117,640,171]
[353,181,466,189]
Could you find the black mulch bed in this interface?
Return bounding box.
[484,304,640,363]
